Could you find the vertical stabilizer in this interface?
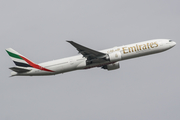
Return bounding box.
[6,48,32,67]
[6,48,54,73]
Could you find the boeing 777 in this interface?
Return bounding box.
[6,39,176,76]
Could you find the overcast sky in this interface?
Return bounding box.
[0,0,180,120]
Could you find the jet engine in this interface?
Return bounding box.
[106,51,122,62]
[102,62,120,70]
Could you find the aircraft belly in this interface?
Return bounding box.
[52,63,76,74]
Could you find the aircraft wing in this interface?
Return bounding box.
[67,41,106,60]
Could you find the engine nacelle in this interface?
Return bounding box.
[106,51,121,62]
[102,62,120,71]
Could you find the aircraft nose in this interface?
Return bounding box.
[168,40,176,48]
[172,41,176,46]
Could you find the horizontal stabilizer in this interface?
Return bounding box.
[9,67,31,73]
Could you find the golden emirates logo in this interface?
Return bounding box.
[122,42,158,54]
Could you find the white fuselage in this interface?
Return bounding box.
[16,39,176,76]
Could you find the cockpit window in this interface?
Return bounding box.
[169,40,172,42]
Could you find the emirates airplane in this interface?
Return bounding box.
[6,39,176,76]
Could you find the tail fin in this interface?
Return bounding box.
[6,48,54,72]
[6,48,32,67]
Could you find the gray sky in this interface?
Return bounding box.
[1,0,180,120]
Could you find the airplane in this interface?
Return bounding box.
[6,39,176,76]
